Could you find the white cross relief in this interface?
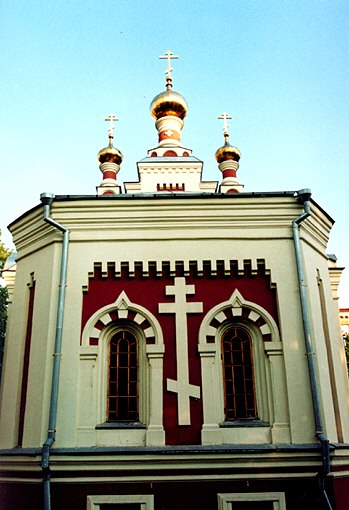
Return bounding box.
[159,277,203,425]
[164,129,173,137]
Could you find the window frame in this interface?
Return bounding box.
[100,321,148,426]
[87,494,154,510]
[107,328,139,423]
[221,324,258,421]
[218,321,269,425]
[217,492,286,510]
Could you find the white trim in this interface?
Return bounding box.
[78,291,165,446]
[99,323,146,424]
[82,290,164,347]
[199,290,290,445]
[87,494,154,510]
[217,492,286,510]
[198,289,280,344]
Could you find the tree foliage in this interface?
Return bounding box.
[0,236,12,272]
[0,287,9,348]
[344,333,349,374]
[0,231,12,381]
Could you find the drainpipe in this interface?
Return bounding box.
[292,189,332,510]
[40,193,69,510]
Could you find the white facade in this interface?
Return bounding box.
[1,193,348,450]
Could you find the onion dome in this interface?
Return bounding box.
[97,113,123,166]
[96,114,123,196]
[150,50,188,149]
[215,134,241,164]
[216,112,243,193]
[150,89,188,120]
[97,144,123,166]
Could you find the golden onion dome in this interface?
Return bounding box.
[215,138,241,164]
[97,145,123,165]
[150,89,188,120]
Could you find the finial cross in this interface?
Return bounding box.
[105,113,119,139]
[159,50,179,80]
[218,112,232,135]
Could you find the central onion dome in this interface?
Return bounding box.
[150,89,188,120]
[97,144,123,166]
[215,135,241,164]
[149,51,189,152]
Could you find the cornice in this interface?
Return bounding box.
[8,195,334,259]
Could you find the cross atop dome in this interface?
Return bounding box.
[159,50,179,90]
[218,112,232,138]
[105,113,119,146]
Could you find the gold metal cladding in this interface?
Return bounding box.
[98,146,123,165]
[150,90,188,120]
[215,144,241,163]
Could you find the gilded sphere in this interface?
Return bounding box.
[97,146,123,165]
[150,89,188,120]
[215,142,241,164]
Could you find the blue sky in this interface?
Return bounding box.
[0,0,348,305]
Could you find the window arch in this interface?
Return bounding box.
[222,326,257,421]
[108,329,139,422]
[79,291,165,446]
[198,289,290,445]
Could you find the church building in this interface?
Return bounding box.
[1,52,349,510]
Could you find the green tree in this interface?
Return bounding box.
[344,333,349,374]
[0,236,12,271]
[0,232,12,383]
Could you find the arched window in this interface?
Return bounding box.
[222,326,257,420]
[107,330,138,422]
[79,290,165,445]
[199,290,289,445]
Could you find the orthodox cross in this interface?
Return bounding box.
[218,112,232,136]
[159,50,179,88]
[159,277,202,425]
[105,113,118,144]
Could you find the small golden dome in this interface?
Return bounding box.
[97,145,123,165]
[150,89,188,120]
[215,139,241,164]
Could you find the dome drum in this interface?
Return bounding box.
[156,116,183,146]
[159,130,180,143]
[218,159,239,173]
[221,174,239,186]
[99,177,119,186]
[99,160,119,170]
[99,165,117,180]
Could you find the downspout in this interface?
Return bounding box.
[292,189,333,509]
[40,193,69,510]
